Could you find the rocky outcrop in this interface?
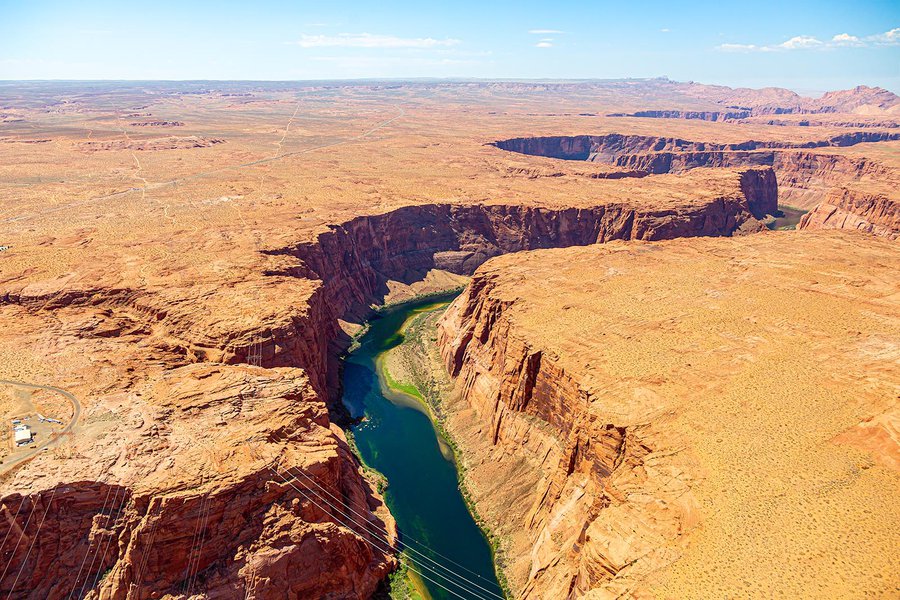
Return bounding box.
[262,188,773,399]
[774,151,896,209]
[77,136,224,152]
[0,365,396,600]
[436,273,687,599]
[607,109,751,121]
[434,234,900,598]
[799,188,899,239]
[494,133,899,214]
[128,121,185,127]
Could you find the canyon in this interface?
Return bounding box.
[493,132,900,233]
[436,232,899,598]
[0,79,897,599]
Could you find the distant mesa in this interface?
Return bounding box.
[78,135,224,152]
[129,121,185,127]
[609,84,900,124]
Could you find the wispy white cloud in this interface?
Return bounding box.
[718,43,767,53]
[660,28,670,33]
[777,35,823,50]
[528,29,563,34]
[868,27,900,45]
[535,41,553,48]
[291,33,460,49]
[717,27,900,52]
[831,33,863,47]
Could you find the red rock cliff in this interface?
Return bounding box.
[436,274,692,599]
[0,365,396,600]
[799,187,899,239]
[0,172,774,599]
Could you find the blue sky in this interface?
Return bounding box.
[1,0,898,92]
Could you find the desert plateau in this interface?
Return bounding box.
[1,3,898,599]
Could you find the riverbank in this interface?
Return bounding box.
[379,299,514,599]
[765,204,807,230]
[341,292,504,600]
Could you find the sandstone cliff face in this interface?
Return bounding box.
[435,234,900,598]
[264,190,773,399]
[799,188,899,239]
[494,133,899,231]
[772,151,895,209]
[437,275,690,599]
[0,365,396,600]
[0,173,774,599]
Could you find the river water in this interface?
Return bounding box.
[342,294,504,600]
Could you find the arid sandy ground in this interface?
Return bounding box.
[0,79,897,598]
[438,232,899,598]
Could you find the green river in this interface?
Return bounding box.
[342,293,505,600]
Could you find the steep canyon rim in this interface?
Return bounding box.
[0,79,898,599]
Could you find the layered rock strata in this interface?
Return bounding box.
[494,133,900,230]
[0,364,396,599]
[0,169,774,598]
[799,188,899,239]
[436,232,900,598]
[261,179,774,398]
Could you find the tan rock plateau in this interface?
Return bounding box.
[0,80,897,598]
[437,231,899,599]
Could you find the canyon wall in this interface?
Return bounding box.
[493,132,900,162]
[434,234,900,599]
[799,188,899,239]
[773,152,895,209]
[436,273,688,599]
[260,186,773,400]
[0,173,774,599]
[494,133,900,228]
[0,364,396,600]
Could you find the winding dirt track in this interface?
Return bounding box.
[0,380,81,474]
[0,106,405,225]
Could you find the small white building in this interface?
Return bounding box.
[13,425,32,446]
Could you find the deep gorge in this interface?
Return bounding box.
[0,169,779,599]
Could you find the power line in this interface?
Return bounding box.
[0,493,40,587]
[269,466,496,600]
[274,454,505,599]
[67,478,117,600]
[9,486,59,596]
[83,486,126,597]
[267,429,504,590]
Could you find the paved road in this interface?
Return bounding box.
[0,380,81,474]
